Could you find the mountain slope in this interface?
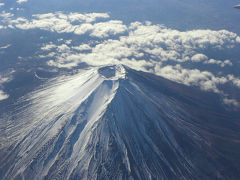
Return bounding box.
[0,65,240,180]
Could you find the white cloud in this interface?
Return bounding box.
[0,12,14,20]
[16,0,28,4]
[41,43,57,51]
[57,44,71,52]
[65,40,72,45]
[0,74,13,101]
[190,54,232,67]
[0,90,9,101]
[227,75,240,88]
[223,98,239,107]
[2,12,127,38]
[4,12,118,38]
[191,54,208,62]
[0,44,11,49]
[236,36,240,43]
[74,20,127,38]
[68,12,109,23]
[153,64,230,93]
[74,23,93,35]
[72,44,92,51]
[39,52,56,58]
[0,3,4,7]
[90,20,127,38]
[16,8,24,11]
[204,59,232,67]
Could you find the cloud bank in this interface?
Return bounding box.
[33,18,240,96]
[3,12,125,38]
[1,12,240,105]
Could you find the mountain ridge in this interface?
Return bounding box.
[0,65,240,180]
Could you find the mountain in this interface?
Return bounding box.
[0,65,240,180]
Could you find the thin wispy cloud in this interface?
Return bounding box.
[0,90,9,101]
[0,74,13,101]
[0,44,11,49]
[16,0,28,4]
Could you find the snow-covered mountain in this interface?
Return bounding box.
[0,65,240,180]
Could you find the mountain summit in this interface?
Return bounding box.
[1,65,240,180]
